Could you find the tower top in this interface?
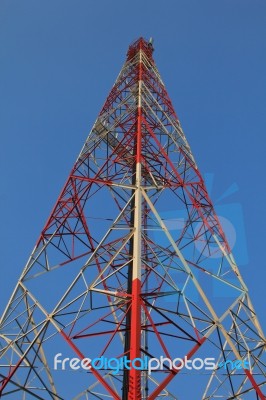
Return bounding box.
[126,36,154,62]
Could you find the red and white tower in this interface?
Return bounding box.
[0,37,265,399]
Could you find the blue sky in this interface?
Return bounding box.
[0,0,265,395]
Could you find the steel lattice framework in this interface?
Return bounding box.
[0,37,265,400]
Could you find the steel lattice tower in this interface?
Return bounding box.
[0,37,265,400]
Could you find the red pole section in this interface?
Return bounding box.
[128,42,143,400]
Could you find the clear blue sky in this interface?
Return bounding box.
[0,0,265,396]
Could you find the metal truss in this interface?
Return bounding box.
[0,37,265,399]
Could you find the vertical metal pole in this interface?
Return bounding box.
[124,44,143,400]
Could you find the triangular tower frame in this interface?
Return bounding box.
[0,37,265,400]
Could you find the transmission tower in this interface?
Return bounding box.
[0,37,265,399]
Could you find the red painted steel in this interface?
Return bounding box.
[0,37,265,400]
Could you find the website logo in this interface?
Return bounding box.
[54,353,249,375]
